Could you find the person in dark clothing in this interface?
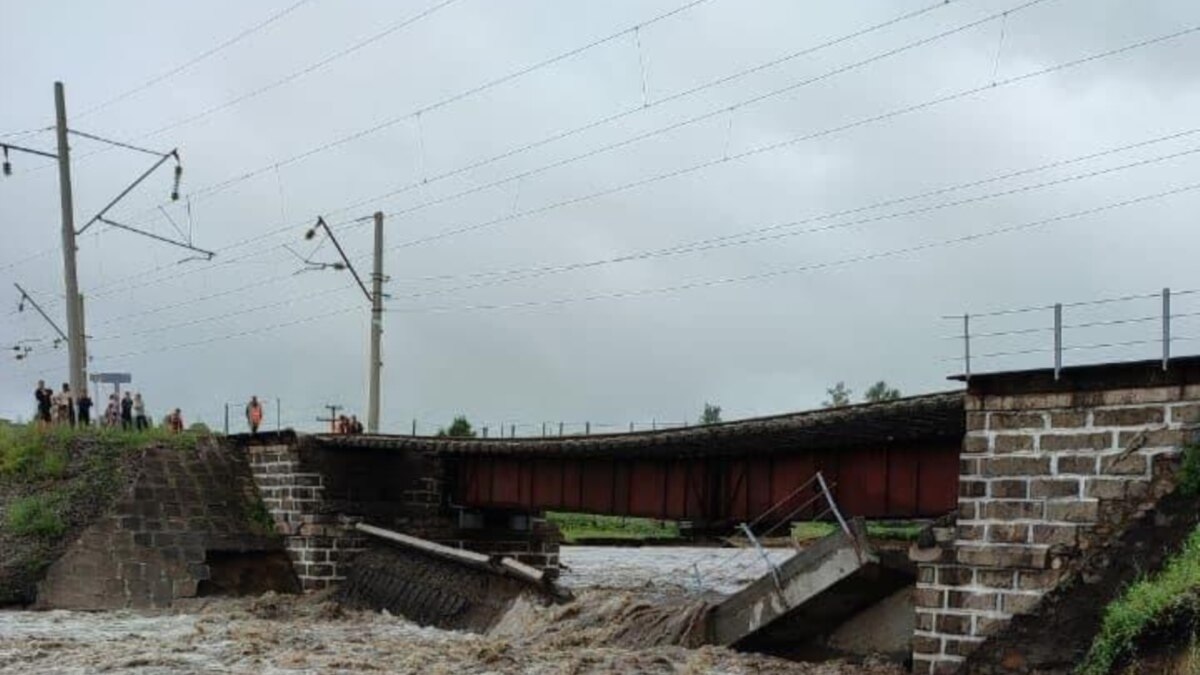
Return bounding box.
[34,380,52,428]
[77,389,93,427]
[120,392,134,431]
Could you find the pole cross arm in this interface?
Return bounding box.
[1,142,59,161]
[97,217,215,260]
[311,217,373,303]
[12,283,69,342]
[78,149,178,235]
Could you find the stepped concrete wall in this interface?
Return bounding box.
[911,361,1199,674]
[37,442,294,609]
[243,434,559,591]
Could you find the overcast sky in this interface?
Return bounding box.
[2,0,1199,433]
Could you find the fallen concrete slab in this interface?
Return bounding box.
[708,520,877,647]
[335,523,567,632]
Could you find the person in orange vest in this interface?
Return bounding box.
[166,408,184,433]
[245,396,264,434]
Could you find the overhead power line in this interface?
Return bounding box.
[62,0,1037,294]
[17,0,954,300]
[25,0,710,178]
[40,130,1191,336]
[372,22,1200,254]
[119,0,954,223]
[20,179,1199,367]
[386,126,1200,286]
[10,10,1194,318]
[40,126,1181,330]
[0,0,728,277]
[0,1,314,143]
[384,145,1200,300]
[77,0,317,118]
[383,181,1200,315]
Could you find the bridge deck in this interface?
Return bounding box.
[312,392,964,525]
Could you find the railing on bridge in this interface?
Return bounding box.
[944,286,1200,378]
[601,470,857,594]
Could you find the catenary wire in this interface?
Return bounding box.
[22,177,1193,365]
[8,12,1192,320]
[116,0,959,225]
[380,181,1200,315]
[376,23,1200,254]
[52,130,1195,332]
[75,0,317,118]
[0,0,982,298]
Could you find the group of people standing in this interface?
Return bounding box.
[34,381,85,427]
[334,414,364,435]
[33,379,183,432]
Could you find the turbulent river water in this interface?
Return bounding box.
[0,546,905,674]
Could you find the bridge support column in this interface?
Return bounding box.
[911,363,1200,674]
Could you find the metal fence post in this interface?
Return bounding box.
[276,398,281,433]
[1054,303,1063,380]
[963,313,971,380]
[510,423,516,439]
[482,426,488,438]
[542,421,547,437]
[412,419,417,436]
[585,421,591,435]
[559,421,564,436]
[224,403,229,435]
[1163,287,1171,371]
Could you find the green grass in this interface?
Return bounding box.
[5,493,66,537]
[790,520,925,543]
[546,512,681,543]
[1076,526,1200,675]
[0,424,202,481]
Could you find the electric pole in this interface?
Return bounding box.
[302,215,385,434]
[317,404,343,433]
[368,211,383,433]
[54,81,86,395]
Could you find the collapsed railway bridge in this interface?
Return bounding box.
[239,391,963,590]
[233,357,1200,673]
[21,356,1200,673]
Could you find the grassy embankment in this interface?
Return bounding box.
[1075,447,1200,675]
[790,520,924,543]
[1075,526,1200,674]
[0,423,201,603]
[546,512,680,544]
[546,511,923,545]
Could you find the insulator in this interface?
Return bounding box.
[171,163,182,201]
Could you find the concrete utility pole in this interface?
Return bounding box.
[54,82,86,395]
[368,211,384,433]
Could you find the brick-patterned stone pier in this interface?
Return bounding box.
[38,442,294,609]
[241,432,560,592]
[911,359,1199,674]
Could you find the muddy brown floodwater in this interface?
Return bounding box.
[0,546,907,674]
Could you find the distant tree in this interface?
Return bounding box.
[823,382,852,408]
[188,422,210,434]
[864,381,902,403]
[699,403,722,425]
[437,415,476,438]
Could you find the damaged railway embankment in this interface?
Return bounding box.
[0,423,297,608]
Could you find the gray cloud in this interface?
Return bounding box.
[2,0,1199,432]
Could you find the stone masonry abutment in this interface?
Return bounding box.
[241,433,559,591]
[911,359,1200,674]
